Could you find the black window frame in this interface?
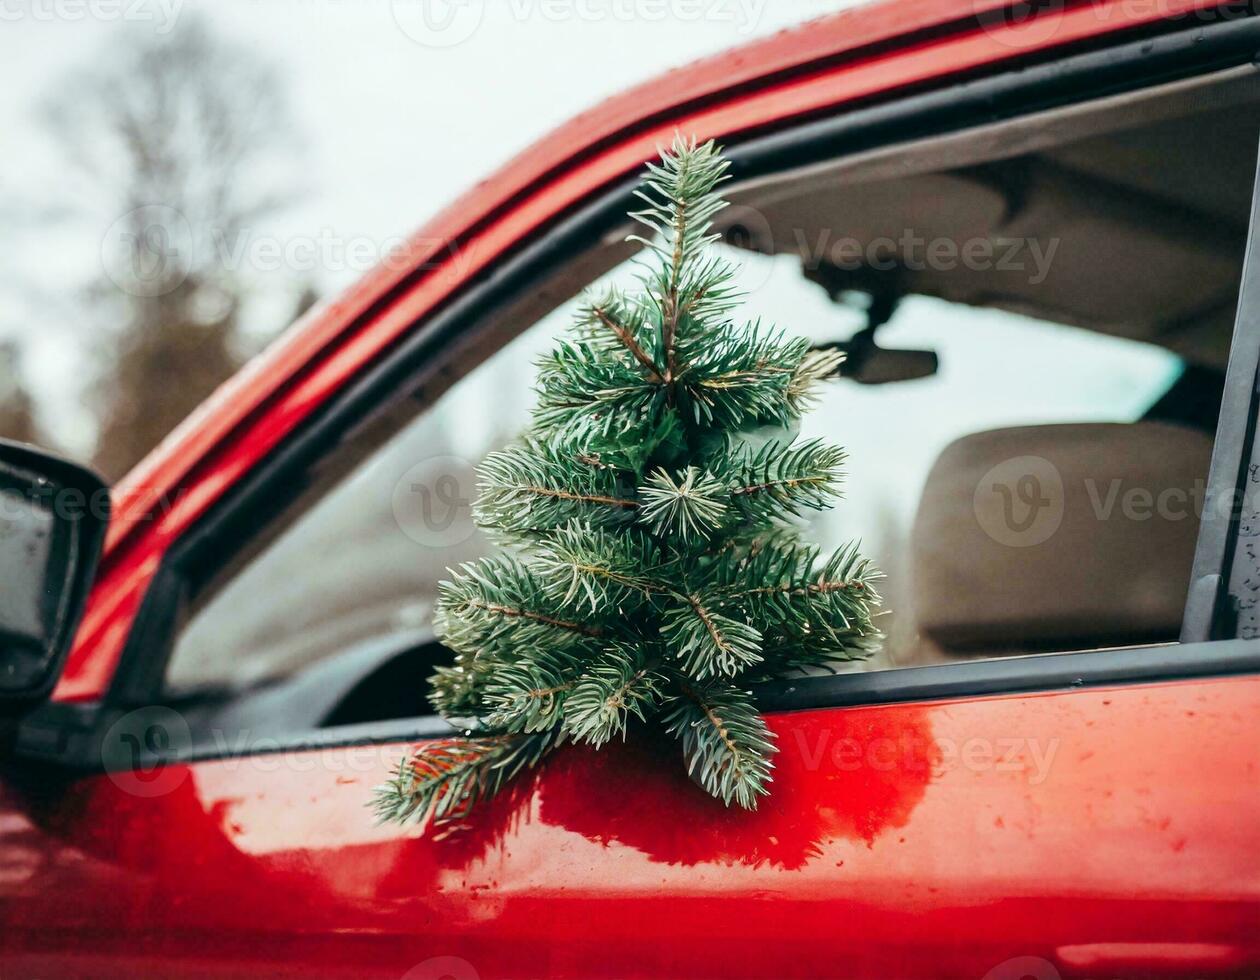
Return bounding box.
[15,11,1260,772]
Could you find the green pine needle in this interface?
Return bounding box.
[563,646,663,746]
[663,679,777,809]
[533,521,665,611]
[638,466,728,541]
[476,439,640,535]
[716,439,848,521]
[373,731,558,828]
[660,593,763,680]
[435,553,603,658]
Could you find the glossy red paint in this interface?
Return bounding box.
[57,0,1227,701]
[3,679,1258,977]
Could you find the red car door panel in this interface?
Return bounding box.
[3,676,1257,978]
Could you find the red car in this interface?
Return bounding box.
[2,1,1260,976]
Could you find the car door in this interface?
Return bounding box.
[5,14,1260,980]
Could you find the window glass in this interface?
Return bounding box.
[167,243,1183,698]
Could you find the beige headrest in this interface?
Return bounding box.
[911,422,1211,654]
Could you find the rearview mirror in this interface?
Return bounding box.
[0,440,109,705]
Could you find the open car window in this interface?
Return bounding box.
[161,68,1254,736]
[167,244,1189,697]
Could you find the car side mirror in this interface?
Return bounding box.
[0,440,109,706]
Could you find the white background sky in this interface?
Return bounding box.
[0,0,866,455]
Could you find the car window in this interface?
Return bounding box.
[166,242,1183,698]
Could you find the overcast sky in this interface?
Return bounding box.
[0,0,865,454]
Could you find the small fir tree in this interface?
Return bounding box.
[374,137,881,829]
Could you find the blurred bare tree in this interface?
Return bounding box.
[0,343,44,446]
[43,15,311,480]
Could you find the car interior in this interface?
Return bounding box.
[710,67,1256,666]
[166,65,1260,745]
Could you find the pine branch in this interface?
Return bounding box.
[533,340,669,448]
[427,659,492,720]
[674,253,742,323]
[532,342,688,472]
[380,138,882,830]
[660,592,763,679]
[721,540,883,662]
[715,439,846,521]
[436,554,603,659]
[372,731,558,827]
[676,326,812,429]
[787,347,845,412]
[533,521,668,611]
[628,136,731,382]
[577,290,664,382]
[638,465,728,541]
[563,646,664,746]
[476,439,640,534]
[484,652,581,733]
[664,678,776,809]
